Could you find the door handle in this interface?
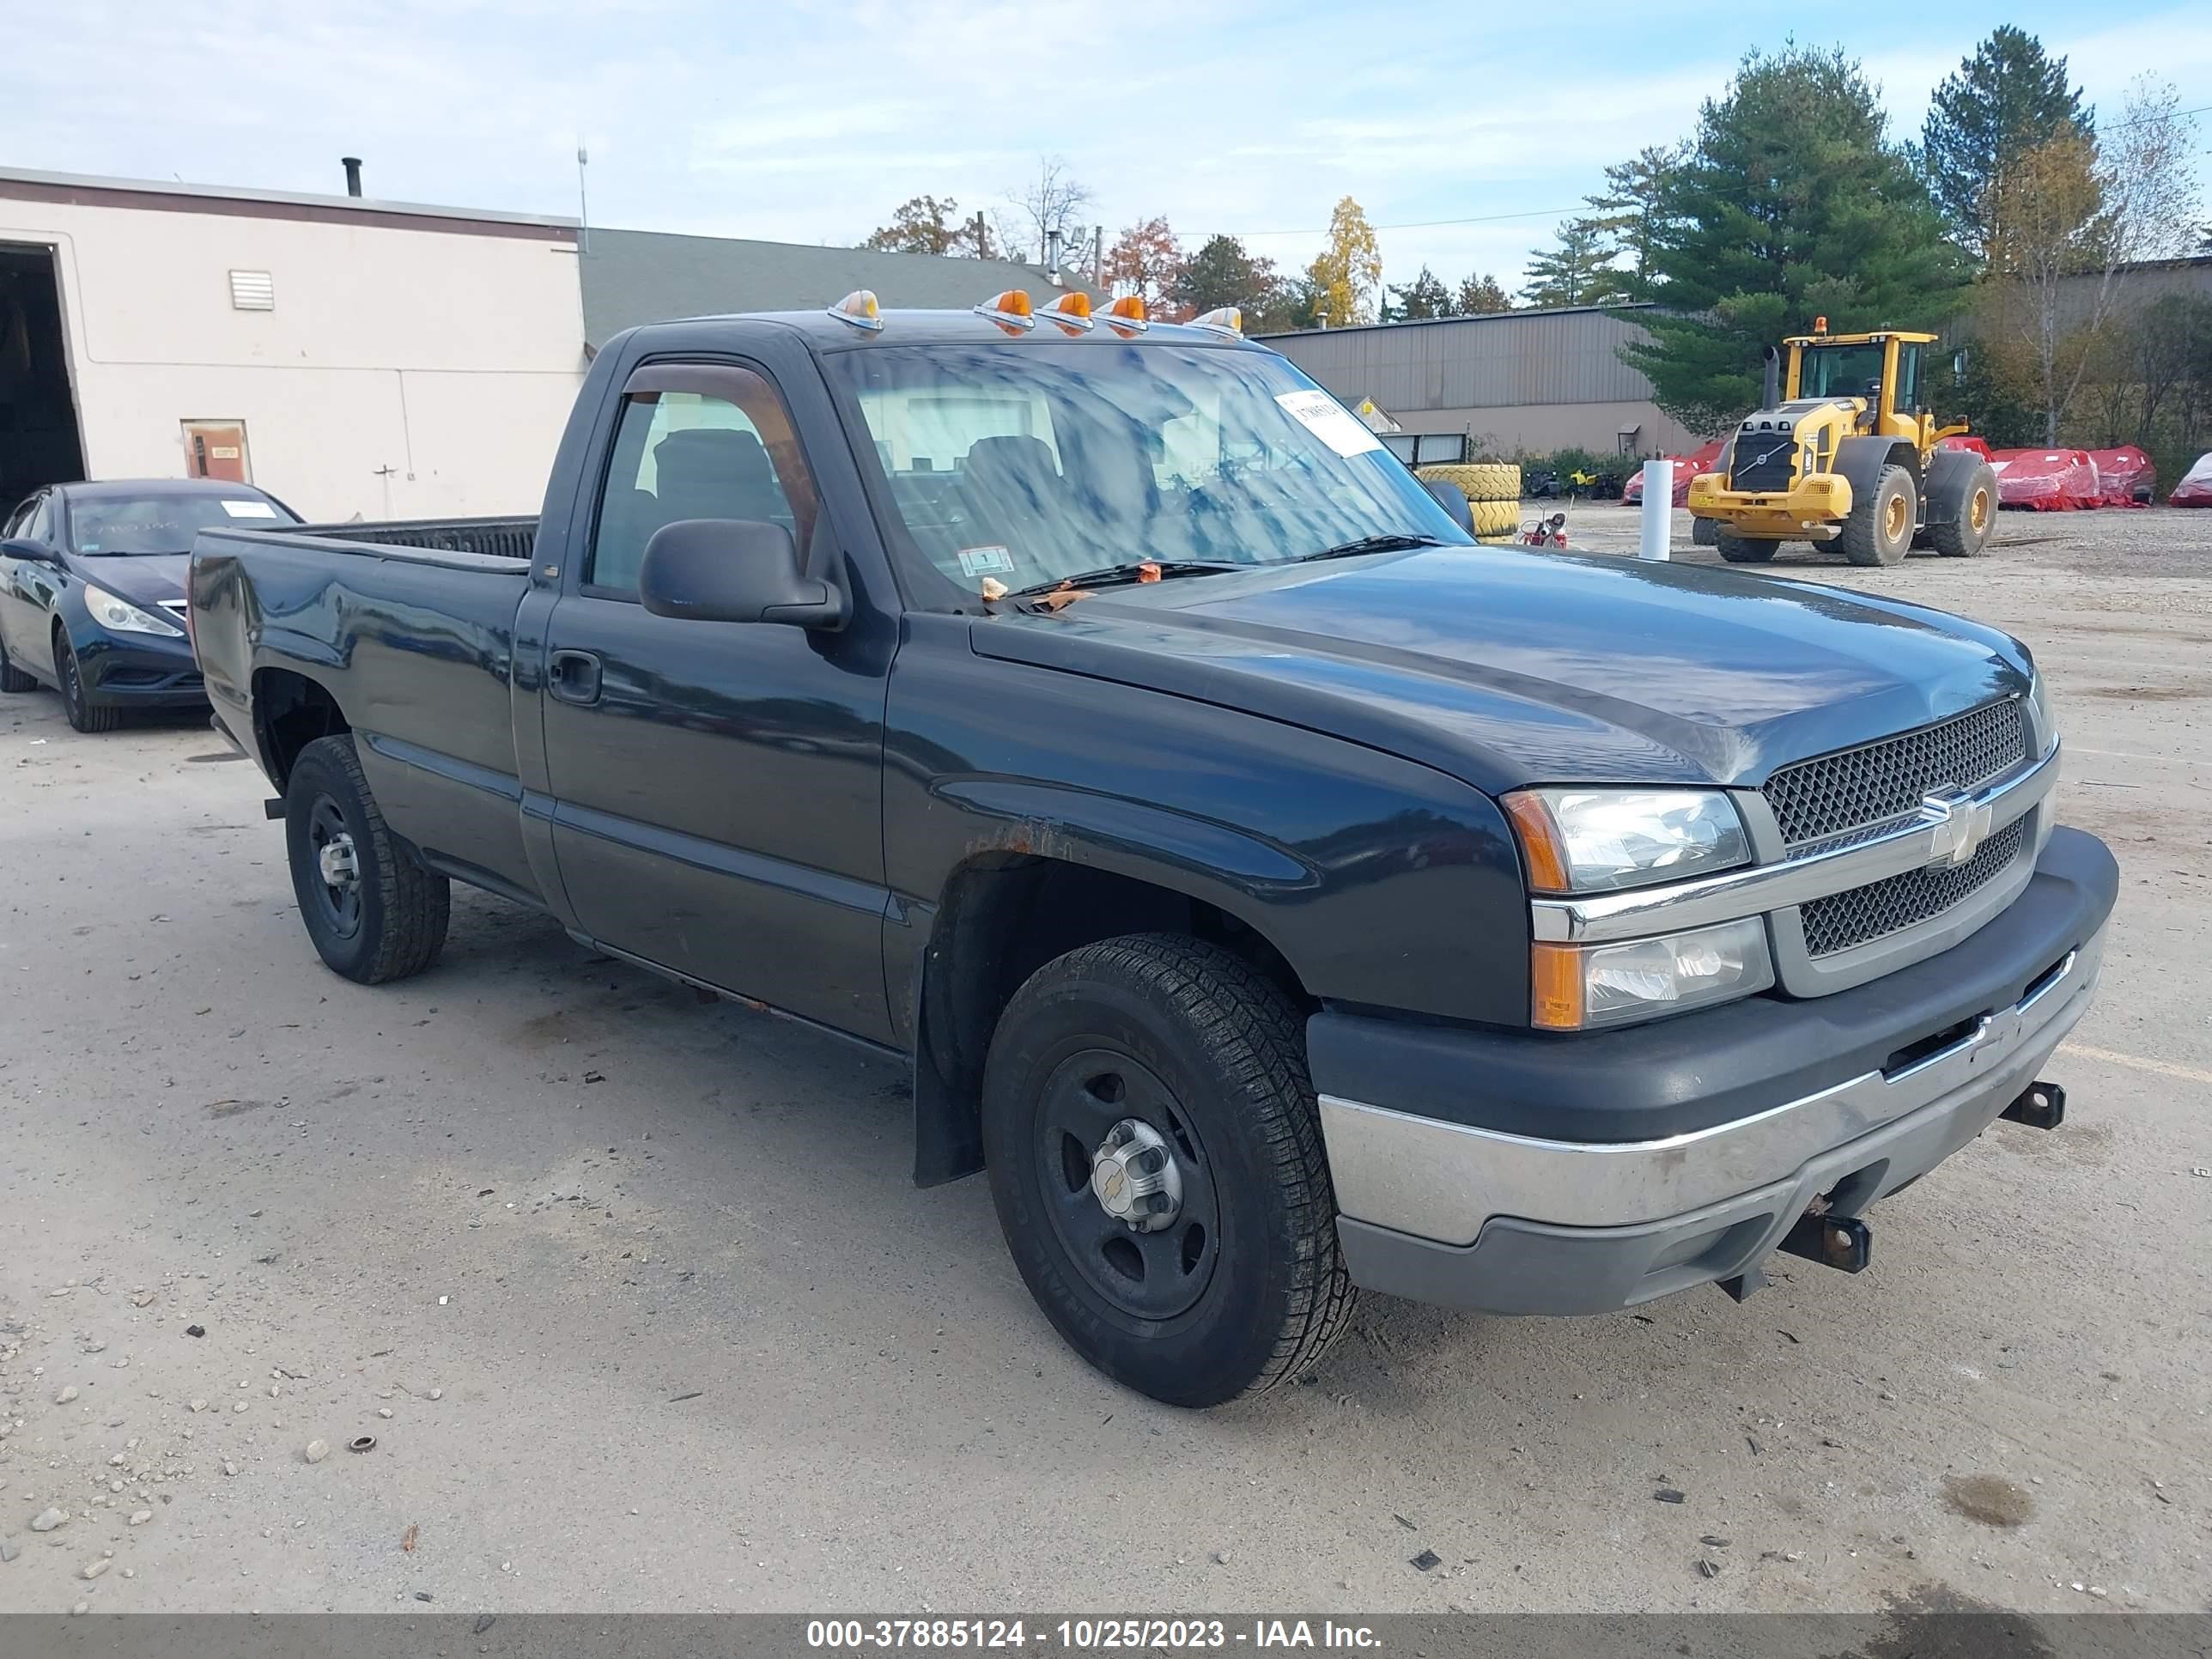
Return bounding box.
[549,649,603,705]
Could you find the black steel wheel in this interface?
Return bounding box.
[55,633,119,732]
[284,733,450,984]
[982,935,1355,1407]
[1034,1047,1223,1323]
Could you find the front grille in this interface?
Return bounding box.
[1800,817,2026,957]
[1764,698,2029,848]
[1729,434,1798,493]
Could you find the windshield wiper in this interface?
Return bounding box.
[1005,560,1242,599]
[1295,533,1449,563]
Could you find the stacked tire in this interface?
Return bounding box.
[1416,463,1522,542]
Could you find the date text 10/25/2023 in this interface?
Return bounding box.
[805,1620,1383,1651]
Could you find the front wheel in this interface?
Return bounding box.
[1838,465,1917,566]
[1715,532,1779,564]
[981,935,1355,1407]
[284,734,450,983]
[55,634,119,732]
[0,634,36,693]
[1929,462,1999,557]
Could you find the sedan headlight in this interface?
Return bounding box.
[82,583,184,638]
[1504,787,1749,894]
[1533,918,1774,1030]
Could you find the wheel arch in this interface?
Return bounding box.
[251,666,351,792]
[908,846,1312,1188]
[1834,435,1923,498]
[1923,448,1996,526]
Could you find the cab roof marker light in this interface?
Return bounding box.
[1102,294,1149,336]
[1188,306,1243,337]
[975,289,1036,334]
[1043,292,1094,333]
[827,289,884,332]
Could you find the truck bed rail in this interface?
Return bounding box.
[295,516,539,562]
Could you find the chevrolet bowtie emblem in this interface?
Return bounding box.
[1922,787,1994,866]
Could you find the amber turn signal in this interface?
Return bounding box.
[1529,943,1585,1030]
[1501,792,1571,895]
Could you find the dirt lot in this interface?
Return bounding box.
[2,507,2208,1617]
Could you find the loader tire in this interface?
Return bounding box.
[1471,498,1520,538]
[1716,532,1780,564]
[1692,517,1719,547]
[1416,463,1520,502]
[1928,462,1998,557]
[1838,465,1917,567]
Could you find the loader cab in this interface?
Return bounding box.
[1783,328,1940,447]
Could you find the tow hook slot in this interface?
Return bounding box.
[2001,1080,2066,1131]
[1778,1212,1872,1274]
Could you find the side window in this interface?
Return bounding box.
[0,498,26,538]
[586,366,818,598]
[26,495,55,544]
[1894,344,1923,413]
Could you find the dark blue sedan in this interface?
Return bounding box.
[0,478,301,732]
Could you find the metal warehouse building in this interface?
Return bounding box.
[1263,303,1704,460]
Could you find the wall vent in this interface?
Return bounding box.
[228,270,275,311]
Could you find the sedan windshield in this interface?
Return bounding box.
[826,340,1470,601]
[70,490,296,556]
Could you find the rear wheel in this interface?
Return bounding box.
[981,935,1354,1407]
[1929,462,1998,557]
[0,635,36,693]
[284,734,450,983]
[1715,532,1779,564]
[1838,465,1917,566]
[55,634,119,732]
[1691,517,1719,548]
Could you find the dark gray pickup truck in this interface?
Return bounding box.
[188,299,2115,1407]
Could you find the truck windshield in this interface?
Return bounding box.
[826,341,1470,600]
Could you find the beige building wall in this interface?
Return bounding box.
[0,178,586,521]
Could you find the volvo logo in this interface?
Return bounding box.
[1922,787,1994,867]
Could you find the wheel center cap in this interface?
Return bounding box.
[319,835,359,890]
[1091,1118,1182,1233]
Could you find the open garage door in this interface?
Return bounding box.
[0,243,87,510]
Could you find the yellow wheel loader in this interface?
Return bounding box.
[1686,322,1999,568]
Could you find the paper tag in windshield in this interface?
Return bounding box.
[221,500,278,519]
[1274,390,1382,459]
[957,544,1014,576]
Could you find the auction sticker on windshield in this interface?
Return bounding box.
[222,500,279,519]
[1274,390,1382,459]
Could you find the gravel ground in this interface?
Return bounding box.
[2,507,2208,1617]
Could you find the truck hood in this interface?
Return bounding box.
[969,545,2033,793]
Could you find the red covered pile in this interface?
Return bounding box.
[2172,453,2212,507]
[1622,440,1725,505]
[2086,447,2155,507]
[1987,448,2102,511]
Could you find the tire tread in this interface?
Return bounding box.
[290,734,449,983]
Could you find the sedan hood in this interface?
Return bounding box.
[970,545,2033,793]
[73,554,189,611]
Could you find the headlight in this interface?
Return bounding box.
[82,583,184,638]
[1532,918,1773,1030]
[2027,673,2057,757]
[1504,787,1749,894]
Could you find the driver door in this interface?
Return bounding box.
[0,491,62,678]
[538,358,898,1043]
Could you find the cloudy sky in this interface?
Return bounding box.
[9,0,2209,295]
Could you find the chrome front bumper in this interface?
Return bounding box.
[1322,922,2104,1315]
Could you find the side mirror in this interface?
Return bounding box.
[637,520,848,629]
[1,537,58,565]
[1420,478,1474,536]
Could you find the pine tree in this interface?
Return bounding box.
[1385,266,1451,319]
[1583,143,1690,292]
[1624,46,1970,434]
[1922,27,2091,263]
[1518,220,1628,308]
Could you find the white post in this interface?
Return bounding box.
[1638,459,1673,561]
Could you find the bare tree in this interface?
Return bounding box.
[1989,78,2203,441]
[994,155,1095,270]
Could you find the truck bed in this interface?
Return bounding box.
[190,520,545,904]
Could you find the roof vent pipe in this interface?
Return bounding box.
[341,157,363,198]
[1044,228,1062,287]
